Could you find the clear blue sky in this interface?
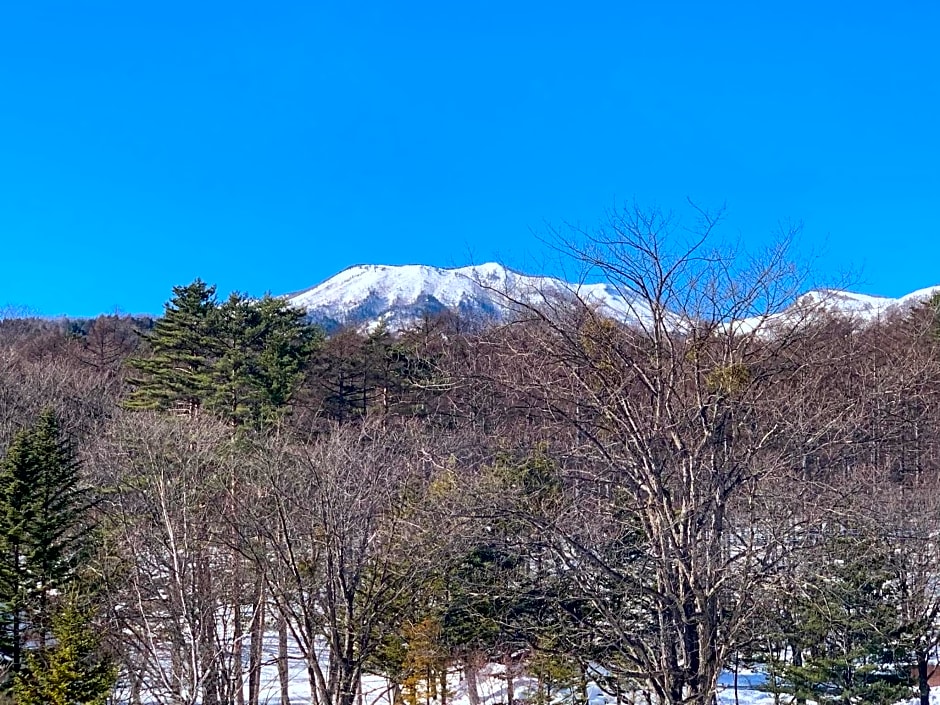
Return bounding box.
[1,0,938,317]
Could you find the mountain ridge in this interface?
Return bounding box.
[284,262,655,332]
[283,262,940,333]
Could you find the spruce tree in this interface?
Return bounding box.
[12,594,115,705]
[124,279,220,415]
[252,295,322,416]
[208,292,263,425]
[0,410,90,678]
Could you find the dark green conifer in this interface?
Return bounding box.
[124,279,221,415]
[777,535,914,705]
[0,411,90,677]
[127,284,320,426]
[209,293,321,426]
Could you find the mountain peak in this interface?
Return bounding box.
[284,262,649,332]
[285,263,513,331]
[284,263,940,334]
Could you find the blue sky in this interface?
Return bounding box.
[1,1,938,317]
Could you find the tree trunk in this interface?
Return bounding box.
[278,614,291,705]
[918,651,931,705]
[579,664,588,705]
[130,668,143,705]
[733,654,739,705]
[198,555,221,705]
[234,599,245,705]
[338,669,358,705]
[248,587,264,705]
[791,641,806,705]
[309,663,322,705]
[464,653,482,705]
[504,652,515,705]
[12,604,21,677]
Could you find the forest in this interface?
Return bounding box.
[2,208,940,705]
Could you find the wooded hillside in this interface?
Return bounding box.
[2,208,939,705]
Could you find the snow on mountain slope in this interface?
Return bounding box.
[285,263,653,331]
[731,285,940,335]
[285,263,940,334]
[898,285,940,309]
[809,287,940,317]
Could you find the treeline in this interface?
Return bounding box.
[3,207,940,705]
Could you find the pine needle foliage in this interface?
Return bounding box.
[775,535,914,705]
[208,292,322,426]
[124,281,322,426]
[124,279,221,415]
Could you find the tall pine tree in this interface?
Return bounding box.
[208,292,321,427]
[124,279,220,416]
[126,283,320,426]
[775,534,914,705]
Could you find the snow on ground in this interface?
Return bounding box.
[118,630,939,705]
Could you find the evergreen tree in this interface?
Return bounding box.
[252,295,320,415]
[127,283,320,426]
[208,293,321,426]
[776,534,914,705]
[928,291,940,340]
[437,455,564,705]
[124,279,220,415]
[0,411,91,678]
[209,292,265,425]
[12,594,115,705]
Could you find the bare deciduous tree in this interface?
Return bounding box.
[234,422,444,705]
[462,205,829,705]
[92,413,244,705]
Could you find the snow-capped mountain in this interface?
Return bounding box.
[732,285,940,334]
[284,263,653,331]
[797,287,940,318]
[285,262,940,333]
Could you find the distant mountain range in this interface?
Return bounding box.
[283,263,940,332]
